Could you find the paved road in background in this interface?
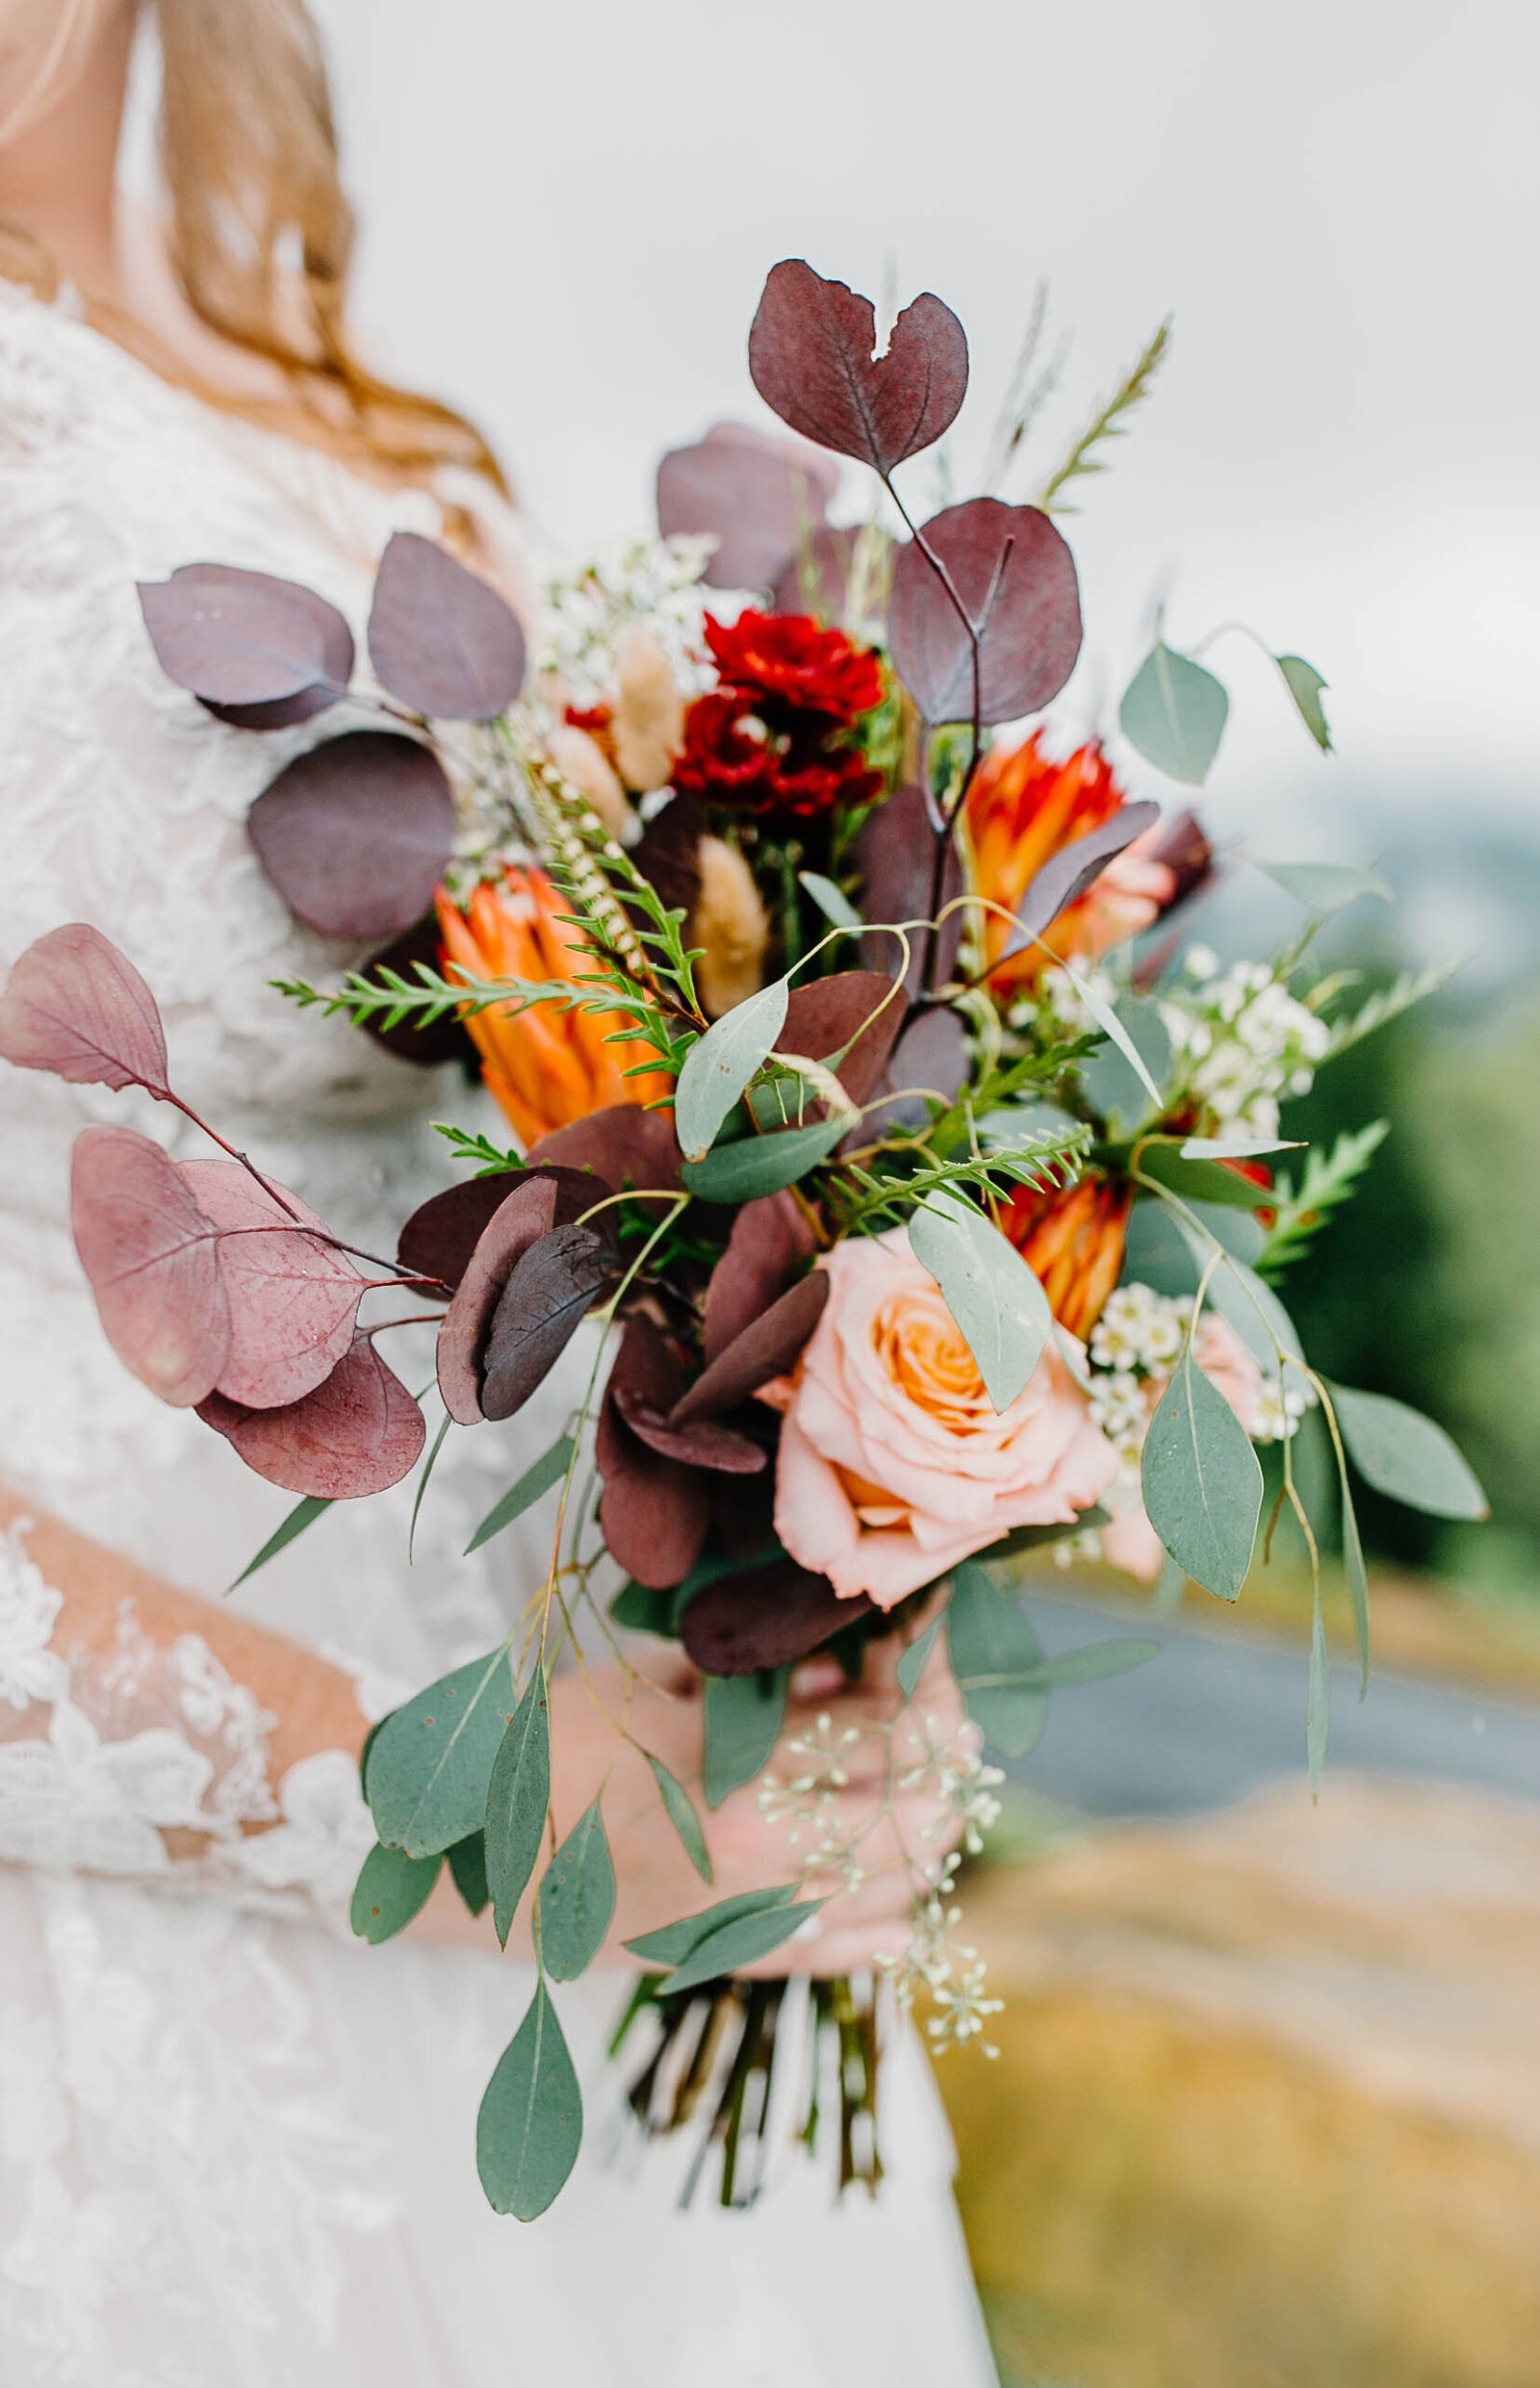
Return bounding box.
[1005,1591,1540,1818]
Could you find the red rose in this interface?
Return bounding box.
[674,688,882,822]
[704,610,884,726]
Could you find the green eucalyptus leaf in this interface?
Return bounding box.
[1259,858,1388,912]
[367,1647,518,1859]
[947,1560,1051,1757]
[349,1841,442,1944]
[646,1754,713,1883]
[1275,655,1333,753]
[674,980,789,1163]
[1307,1589,1331,1795]
[702,1669,788,1810]
[1329,1384,1488,1521]
[1331,1416,1372,1697]
[680,1117,846,1202]
[446,1830,490,1917]
[228,1493,332,1591]
[1168,1213,1303,1369]
[485,1670,552,1948]
[973,1636,1160,1691]
[1180,1136,1303,1163]
[896,1611,944,1699]
[625,1883,799,1968]
[1065,972,1165,1111]
[1139,1144,1273,1212]
[798,871,862,931]
[464,1434,575,1555]
[475,1981,583,2220]
[1118,641,1229,785]
[1141,1348,1262,1601]
[608,1579,680,1635]
[659,1898,829,1998]
[910,1194,1052,1413]
[537,1798,615,1981]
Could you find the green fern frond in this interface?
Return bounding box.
[1256,1121,1390,1279]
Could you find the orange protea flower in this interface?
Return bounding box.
[965,732,1175,999]
[436,866,670,1148]
[1001,1173,1133,1342]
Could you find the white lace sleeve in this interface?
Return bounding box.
[0,1517,377,1919]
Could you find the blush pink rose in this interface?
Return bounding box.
[758,1228,1117,1608]
[1100,1313,1266,1585]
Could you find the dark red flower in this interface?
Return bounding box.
[673,688,881,821]
[704,610,884,724]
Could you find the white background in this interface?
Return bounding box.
[304,0,1538,872]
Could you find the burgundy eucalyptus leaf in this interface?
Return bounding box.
[680,1557,873,1677]
[854,783,962,995]
[670,1271,829,1425]
[629,794,705,925]
[1001,799,1162,960]
[861,1008,970,1139]
[138,562,353,719]
[524,1105,683,1194]
[480,1224,609,1422]
[436,1175,567,1424]
[747,262,968,475]
[0,923,170,1096]
[247,731,455,940]
[771,525,873,623]
[196,1335,425,1499]
[69,1125,230,1406]
[886,498,1082,727]
[178,1160,361,1410]
[702,1192,816,1364]
[597,1320,709,1589]
[366,531,526,720]
[777,969,904,1104]
[655,421,839,591]
[610,1387,766,1474]
[398,1166,599,1299]
[356,915,475,1066]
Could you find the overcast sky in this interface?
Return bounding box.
[306,0,1538,868]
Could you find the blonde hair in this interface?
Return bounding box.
[1,0,508,501]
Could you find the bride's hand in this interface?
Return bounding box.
[419,1633,970,1973]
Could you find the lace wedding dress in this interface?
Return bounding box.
[0,283,998,2387]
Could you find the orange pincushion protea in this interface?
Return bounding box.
[965,733,1175,999]
[436,866,670,1148]
[1001,1174,1132,1342]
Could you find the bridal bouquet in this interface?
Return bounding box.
[0,262,1486,2218]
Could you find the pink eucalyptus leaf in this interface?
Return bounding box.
[853,783,963,995]
[655,422,838,591]
[178,1160,361,1410]
[367,531,526,720]
[748,262,968,474]
[197,1336,425,1498]
[524,1105,683,1194]
[1002,800,1162,959]
[0,923,170,1096]
[69,1125,230,1406]
[597,1320,709,1590]
[610,1387,766,1475]
[400,1166,598,1302]
[777,969,904,1104]
[138,562,353,721]
[479,1224,609,1422]
[670,1271,830,1426]
[887,498,1083,728]
[680,1557,873,1677]
[702,1192,816,1365]
[435,1175,565,1425]
[247,731,455,940]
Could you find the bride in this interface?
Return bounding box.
[0,2,999,2380]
